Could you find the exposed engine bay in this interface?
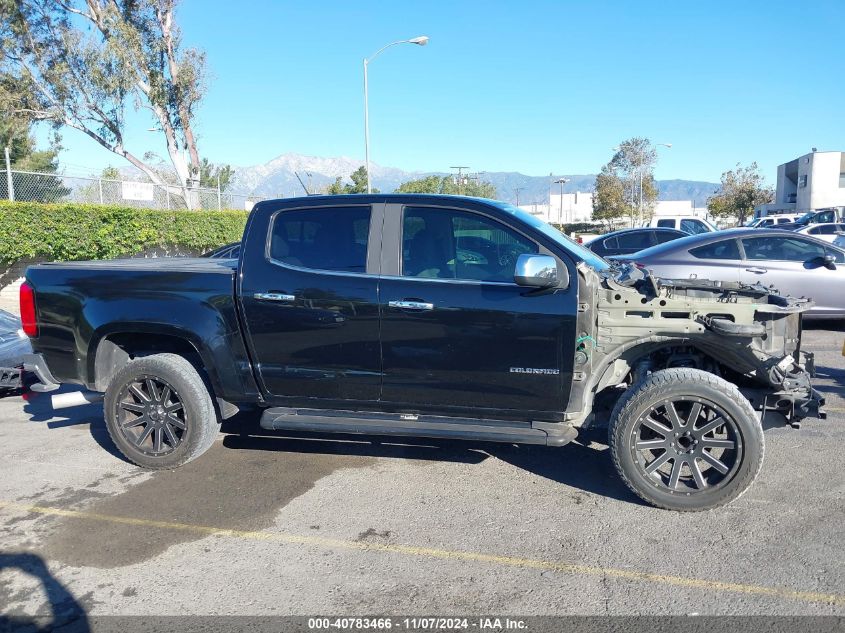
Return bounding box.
[565,262,826,428]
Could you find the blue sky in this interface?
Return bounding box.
[49,0,844,183]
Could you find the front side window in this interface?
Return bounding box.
[402,207,538,282]
[741,236,826,262]
[269,206,371,272]
[689,239,741,260]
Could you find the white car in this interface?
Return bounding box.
[833,232,845,249]
[795,223,845,243]
[746,214,803,228]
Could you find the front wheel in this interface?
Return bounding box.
[609,368,764,511]
[104,353,219,469]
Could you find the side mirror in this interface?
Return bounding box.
[822,254,837,270]
[514,254,567,289]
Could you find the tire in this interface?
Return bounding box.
[609,368,764,511]
[104,353,219,469]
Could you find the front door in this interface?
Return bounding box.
[378,204,577,417]
[739,234,845,316]
[239,203,382,402]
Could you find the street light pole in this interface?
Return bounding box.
[363,36,429,194]
[554,178,569,224]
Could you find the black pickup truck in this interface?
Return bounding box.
[21,194,824,510]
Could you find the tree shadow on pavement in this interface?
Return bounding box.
[0,552,90,632]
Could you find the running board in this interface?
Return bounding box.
[260,407,577,446]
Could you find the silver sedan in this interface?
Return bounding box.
[612,228,845,318]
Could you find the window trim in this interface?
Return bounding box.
[264,203,381,278]
[386,203,549,287]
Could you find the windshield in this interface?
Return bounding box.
[796,213,814,224]
[489,200,610,271]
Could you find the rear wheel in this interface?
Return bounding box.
[104,353,219,469]
[609,368,764,511]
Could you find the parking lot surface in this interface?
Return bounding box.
[1,322,843,619]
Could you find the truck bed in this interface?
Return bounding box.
[26,256,257,401]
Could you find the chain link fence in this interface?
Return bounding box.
[1,168,268,211]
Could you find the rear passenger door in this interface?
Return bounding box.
[239,203,382,403]
[378,203,577,416]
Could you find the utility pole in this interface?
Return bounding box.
[4,147,14,202]
[514,187,524,206]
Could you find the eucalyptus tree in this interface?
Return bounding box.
[1,0,207,207]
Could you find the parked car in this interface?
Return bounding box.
[202,242,241,259]
[586,227,687,257]
[649,216,717,234]
[0,309,31,393]
[794,223,845,243]
[775,208,845,231]
[612,228,845,318]
[745,215,803,228]
[20,195,824,510]
[834,232,845,250]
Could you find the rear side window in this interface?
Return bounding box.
[269,206,371,272]
[689,240,741,260]
[655,231,682,244]
[600,237,618,252]
[656,219,675,229]
[402,206,538,282]
[616,231,654,250]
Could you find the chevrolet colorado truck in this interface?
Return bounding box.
[20,195,825,510]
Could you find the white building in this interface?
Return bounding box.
[756,150,845,217]
[519,193,707,225]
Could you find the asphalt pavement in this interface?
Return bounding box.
[1,322,843,620]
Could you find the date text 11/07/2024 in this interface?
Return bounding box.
[307,617,528,630]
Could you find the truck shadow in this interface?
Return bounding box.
[0,552,90,632]
[221,416,641,505]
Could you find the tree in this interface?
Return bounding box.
[707,163,773,226]
[0,110,69,202]
[1,0,208,207]
[593,137,659,226]
[395,175,443,194]
[591,165,627,228]
[325,166,378,194]
[199,158,234,192]
[395,174,497,199]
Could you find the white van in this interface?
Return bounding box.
[648,216,717,234]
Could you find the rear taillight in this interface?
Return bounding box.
[632,262,646,269]
[20,282,38,337]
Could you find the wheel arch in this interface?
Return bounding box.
[88,324,221,397]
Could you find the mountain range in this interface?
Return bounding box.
[229,153,720,206]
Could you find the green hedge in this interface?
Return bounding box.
[0,201,248,264]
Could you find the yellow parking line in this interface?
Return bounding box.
[1,500,843,607]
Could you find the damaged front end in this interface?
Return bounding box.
[569,263,825,428]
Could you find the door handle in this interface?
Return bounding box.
[254,292,296,302]
[745,267,767,274]
[388,300,434,311]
